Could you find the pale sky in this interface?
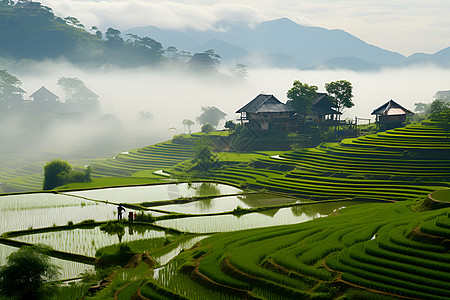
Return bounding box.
[39,0,450,56]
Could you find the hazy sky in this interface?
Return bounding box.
[39,0,450,56]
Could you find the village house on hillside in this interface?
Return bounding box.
[29,86,59,103]
[236,93,342,132]
[311,92,341,122]
[69,86,100,113]
[371,99,414,129]
[236,94,297,132]
[28,86,62,112]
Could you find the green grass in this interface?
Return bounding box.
[175,199,450,299]
[56,177,166,190]
[429,189,450,202]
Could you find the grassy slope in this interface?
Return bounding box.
[191,120,450,201]
[2,121,449,298]
[179,199,450,299]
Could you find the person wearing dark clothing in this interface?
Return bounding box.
[117,204,125,220]
[128,211,134,223]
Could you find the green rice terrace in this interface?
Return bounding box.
[0,119,449,299]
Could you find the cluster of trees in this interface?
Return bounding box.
[414,92,450,118]
[180,106,227,135]
[43,159,92,190]
[286,79,354,118]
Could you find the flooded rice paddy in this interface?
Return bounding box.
[156,193,299,214]
[155,200,366,233]
[0,193,115,232]
[0,182,368,281]
[11,226,167,257]
[66,182,243,204]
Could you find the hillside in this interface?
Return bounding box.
[0,2,101,61]
[0,2,164,66]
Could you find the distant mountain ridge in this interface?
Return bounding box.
[1,1,449,71]
[127,17,450,70]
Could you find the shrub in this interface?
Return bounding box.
[201,123,214,134]
[96,244,137,268]
[100,221,125,235]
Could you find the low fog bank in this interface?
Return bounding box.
[2,61,449,169]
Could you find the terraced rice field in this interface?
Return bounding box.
[0,120,449,298]
[91,141,195,178]
[0,138,194,193]
[174,199,450,299]
[204,120,450,202]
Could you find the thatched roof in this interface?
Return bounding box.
[312,92,341,115]
[371,99,414,116]
[236,94,295,114]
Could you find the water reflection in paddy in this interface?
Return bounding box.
[156,193,299,214]
[12,226,167,257]
[155,201,366,233]
[66,182,243,204]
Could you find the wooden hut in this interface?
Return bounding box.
[371,99,414,128]
[311,92,341,122]
[30,86,59,103]
[236,94,297,132]
[28,86,61,112]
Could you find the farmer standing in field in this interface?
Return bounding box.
[117,204,125,220]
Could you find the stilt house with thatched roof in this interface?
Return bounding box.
[311,92,341,122]
[236,94,297,132]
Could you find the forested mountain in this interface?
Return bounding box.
[127,18,407,69]
[0,1,164,67]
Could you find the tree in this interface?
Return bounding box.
[0,69,21,113]
[105,28,123,46]
[231,63,248,81]
[57,77,85,104]
[429,99,450,117]
[90,26,102,39]
[0,246,60,300]
[57,77,98,113]
[43,159,91,190]
[225,120,236,131]
[43,159,72,190]
[431,106,450,141]
[414,102,429,114]
[182,119,195,134]
[63,16,84,29]
[325,80,354,113]
[286,80,318,117]
[196,106,226,128]
[165,46,178,58]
